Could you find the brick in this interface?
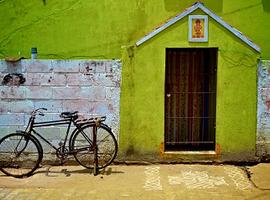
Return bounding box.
[51,60,80,73]
[0,86,25,99]
[62,100,94,113]
[66,73,92,86]
[24,73,39,85]
[66,73,120,87]
[34,100,63,113]
[79,61,96,74]
[8,100,34,113]
[0,113,25,126]
[25,86,53,99]
[41,73,67,86]
[80,86,106,101]
[76,73,101,86]
[52,87,83,100]
[23,60,52,73]
[81,60,108,73]
[94,61,106,73]
[52,86,105,100]
[0,100,11,113]
[25,73,67,86]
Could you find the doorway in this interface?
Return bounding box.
[165,48,217,151]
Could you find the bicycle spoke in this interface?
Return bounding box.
[0,133,42,178]
[71,124,117,169]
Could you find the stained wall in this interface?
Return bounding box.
[257,60,270,158]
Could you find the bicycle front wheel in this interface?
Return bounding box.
[0,133,42,178]
[71,124,118,169]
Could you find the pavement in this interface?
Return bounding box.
[0,163,270,200]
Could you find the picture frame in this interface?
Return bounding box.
[188,15,208,42]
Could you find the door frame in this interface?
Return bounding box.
[164,47,218,152]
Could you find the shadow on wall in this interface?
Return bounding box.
[164,0,223,13]
[262,0,270,12]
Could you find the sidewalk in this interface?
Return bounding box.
[0,163,270,200]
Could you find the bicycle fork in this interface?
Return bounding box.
[14,132,30,157]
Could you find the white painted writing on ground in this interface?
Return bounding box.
[223,167,252,190]
[143,166,163,191]
[168,170,228,189]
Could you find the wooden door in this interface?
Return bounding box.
[165,48,217,151]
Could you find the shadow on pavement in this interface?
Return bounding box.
[33,166,124,177]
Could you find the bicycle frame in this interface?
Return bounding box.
[27,117,95,156]
[23,110,104,175]
[30,119,72,151]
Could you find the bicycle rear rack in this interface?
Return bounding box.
[75,116,106,125]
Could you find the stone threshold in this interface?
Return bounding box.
[164,151,217,155]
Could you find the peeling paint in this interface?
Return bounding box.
[257,60,270,158]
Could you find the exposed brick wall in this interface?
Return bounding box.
[257,60,270,158]
[0,59,121,153]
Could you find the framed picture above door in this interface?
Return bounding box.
[189,15,208,42]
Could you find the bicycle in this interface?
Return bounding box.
[0,108,118,178]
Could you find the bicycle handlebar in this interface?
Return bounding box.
[31,108,48,117]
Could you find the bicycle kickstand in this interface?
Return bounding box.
[93,123,98,176]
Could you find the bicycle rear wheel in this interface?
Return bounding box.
[71,124,118,169]
[0,133,42,178]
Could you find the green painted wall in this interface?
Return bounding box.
[120,9,259,161]
[0,0,267,161]
[0,0,269,59]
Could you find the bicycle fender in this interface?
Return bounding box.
[100,123,112,131]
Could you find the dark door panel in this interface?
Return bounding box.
[165,48,217,151]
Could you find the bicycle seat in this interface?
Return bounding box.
[60,111,78,119]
